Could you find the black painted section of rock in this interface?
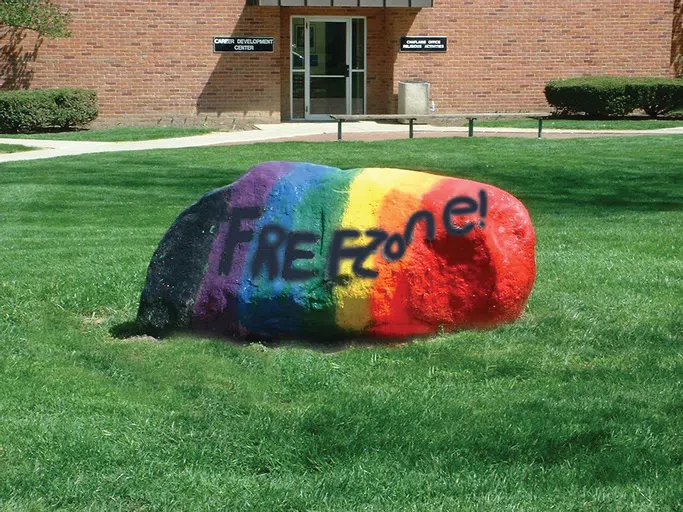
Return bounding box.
[136,188,229,336]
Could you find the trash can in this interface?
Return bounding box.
[398,81,430,124]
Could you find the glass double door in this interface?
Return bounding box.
[291,17,366,120]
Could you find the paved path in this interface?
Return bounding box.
[1,121,682,163]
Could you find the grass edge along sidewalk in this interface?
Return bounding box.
[475,118,683,130]
[1,118,683,145]
[0,136,681,510]
[0,126,216,142]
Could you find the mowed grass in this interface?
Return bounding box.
[0,143,34,154]
[0,137,681,510]
[476,118,683,130]
[0,126,215,142]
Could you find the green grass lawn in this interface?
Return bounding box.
[0,143,34,153]
[0,126,216,142]
[476,118,683,130]
[0,137,681,510]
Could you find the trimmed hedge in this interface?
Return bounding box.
[633,78,683,117]
[545,77,683,117]
[0,88,98,133]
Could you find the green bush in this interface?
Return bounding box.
[545,77,683,117]
[0,88,98,133]
[545,77,638,117]
[628,78,683,117]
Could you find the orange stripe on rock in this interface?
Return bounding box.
[369,171,445,337]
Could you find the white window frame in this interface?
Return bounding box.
[290,16,367,120]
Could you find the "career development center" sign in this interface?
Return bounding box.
[214,36,275,53]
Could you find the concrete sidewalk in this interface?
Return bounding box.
[2,121,682,163]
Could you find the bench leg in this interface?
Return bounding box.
[409,118,414,139]
[337,119,343,141]
[538,118,544,139]
[468,118,475,138]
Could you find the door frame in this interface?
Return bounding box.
[290,15,367,120]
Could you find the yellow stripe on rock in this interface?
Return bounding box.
[334,168,445,332]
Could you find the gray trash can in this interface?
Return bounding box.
[398,81,430,124]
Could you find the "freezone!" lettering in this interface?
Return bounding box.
[219,191,488,282]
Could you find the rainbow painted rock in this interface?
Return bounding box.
[137,161,536,339]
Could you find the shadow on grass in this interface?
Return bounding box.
[2,137,681,217]
[0,126,89,135]
[110,321,145,339]
[109,319,436,353]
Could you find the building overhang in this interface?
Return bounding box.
[250,0,432,7]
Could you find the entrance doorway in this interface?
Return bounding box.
[291,17,366,120]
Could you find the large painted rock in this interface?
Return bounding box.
[137,161,535,339]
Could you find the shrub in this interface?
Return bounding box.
[545,77,639,117]
[0,88,98,133]
[545,77,683,117]
[628,78,683,117]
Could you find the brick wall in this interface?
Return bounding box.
[0,0,677,125]
[386,0,675,113]
[1,0,282,126]
[673,0,683,76]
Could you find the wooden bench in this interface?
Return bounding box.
[330,113,552,141]
[329,114,420,141]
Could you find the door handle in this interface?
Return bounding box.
[344,65,350,78]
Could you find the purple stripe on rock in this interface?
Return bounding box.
[192,161,297,336]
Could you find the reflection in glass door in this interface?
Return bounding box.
[291,17,366,120]
[309,20,347,116]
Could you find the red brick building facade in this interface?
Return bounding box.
[1,0,681,125]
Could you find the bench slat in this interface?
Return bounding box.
[331,114,418,121]
[332,113,551,121]
[332,112,551,141]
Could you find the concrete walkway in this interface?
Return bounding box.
[2,121,682,163]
